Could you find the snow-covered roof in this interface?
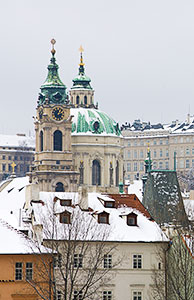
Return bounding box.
[0,134,35,148]
[121,115,194,135]
[31,192,167,243]
[0,218,49,254]
[0,177,30,228]
[70,108,121,137]
[127,180,143,202]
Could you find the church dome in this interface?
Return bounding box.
[71,107,121,137]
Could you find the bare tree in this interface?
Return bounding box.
[27,195,120,300]
[152,227,194,300]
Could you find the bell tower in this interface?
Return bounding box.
[30,39,79,192]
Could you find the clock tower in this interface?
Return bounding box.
[30,39,79,192]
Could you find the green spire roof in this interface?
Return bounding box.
[71,46,92,90]
[38,39,67,106]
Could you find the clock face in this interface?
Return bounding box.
[52,107,65,121]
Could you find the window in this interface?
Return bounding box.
[192,148,194,155]
[128,141,131,146]
[153,161,157,169]
[165,161,169,170]
[186,148,190,155]
[60,199,71,206]
[74,290,83,300]
[134,150,137,159]
[186,159,190,168]
[26,262,33,280]
[127,213,137,226]
[54,130,62,151]
[84,95,87,104]
[14,156,18,161]
[104,201,114,208]
[8,156,12,160]
[60,212,71,224]
[76,95,80,105]
[2,155,5,160]
[127,151,131,158]
[159,162,163,169]
[40,130,43,151]
[133,291,142,300]
[104,254,112,269]
[140,150,144,158]
[133,254,142,269]
[160,149,163,157]
[180,159,184,168]
[127,163,131,172]
[115,161,119,187]
[134,140,137,146]
[92,160,101,185]
[98,212,109,224]
[9,164,12,172]
[53,254,62,268]
[166,149,169,157]
[192,159,194,168]
[153,150,157,158]
[134,162,137,171]
[140,162,144,171]
[57,290,62,300]
[153,140,157,145]
[55,182,64,192]
[140,140,144,146]
[166,139,168,145]
[2,164,6,171]
[15,262,22,280]
[159,140,163,145]
[74,254,83,268]
[103,291,112,300]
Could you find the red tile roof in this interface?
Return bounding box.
[107,194,153,220]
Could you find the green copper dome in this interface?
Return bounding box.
[70,108,121,136]
[71,49,92,90]
[37,40,67,106]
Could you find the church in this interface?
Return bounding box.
[29,40,123,193]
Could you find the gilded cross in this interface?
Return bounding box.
[11,162,16,173]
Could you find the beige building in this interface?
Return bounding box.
[0,133,34,181]
[29,43,123,193]
[122,115,194,182]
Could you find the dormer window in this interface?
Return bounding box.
[60,211,71,224]
[98,212,109,224]
[127,213,137,226]
[60,199,72,207]
[104,201,115,208]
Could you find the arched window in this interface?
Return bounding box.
[40,131,43,152]
[92,160,101,186]
[54,130,62,151]
[116,161,119,187]
[55,182,64,192]
[76,96,80,105]
[84,96,87,105]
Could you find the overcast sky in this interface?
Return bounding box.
[0,0,194,134]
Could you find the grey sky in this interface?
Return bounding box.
[0,0,194,134]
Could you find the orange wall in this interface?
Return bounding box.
[0,254,50,300]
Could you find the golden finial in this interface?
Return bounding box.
[11,162,16,173]
[79,45,84,66]
[51,38,56,55]
[79,45,84,53]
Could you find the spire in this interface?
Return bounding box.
[38,39,67,106]
[71,46,92,90]
[145,143,152,173]
[79,45,85,75]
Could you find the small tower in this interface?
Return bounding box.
[69,46,96,108]
[30,40,79,192]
